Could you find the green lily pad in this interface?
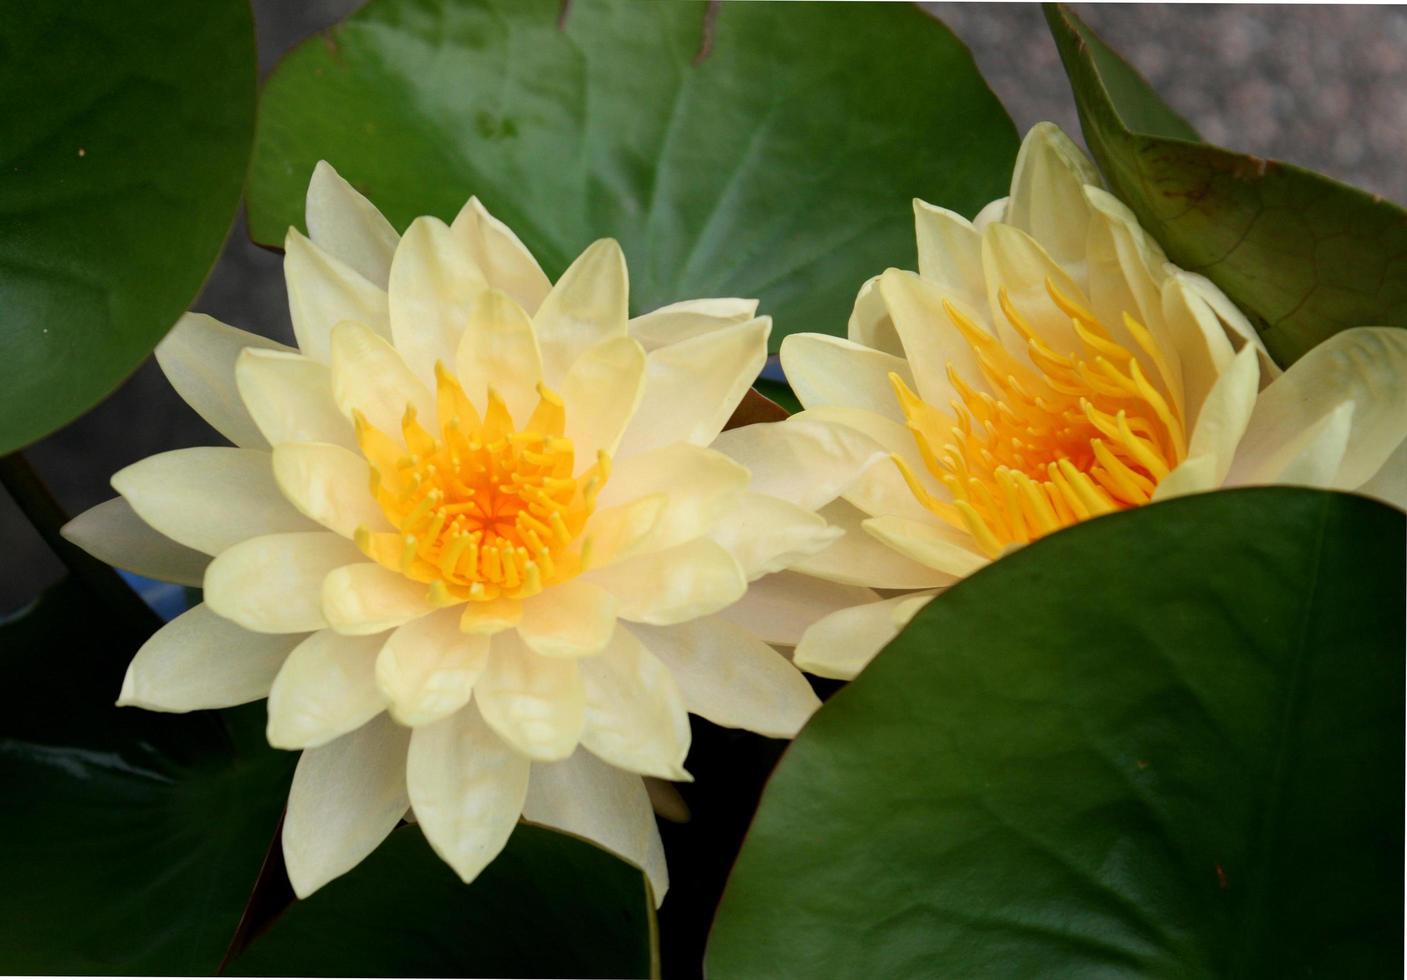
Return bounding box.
[0,579,293,974]
[247,0,1017,349]
[708,488,1404,977]
[0,0,256,453]
[227,823,657,978]
[1046,3,1407,367]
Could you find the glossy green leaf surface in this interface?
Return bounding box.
[708,488,1404,978]
[0,580,293,973]
[248,0,1017,349]
[228,824,656,978]
[0,0,256,453]
[1046,4,1407,367]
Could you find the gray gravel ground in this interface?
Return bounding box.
[5,2,1405,612]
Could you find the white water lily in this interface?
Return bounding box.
[61,163,861,901]
[768,122,1407,681]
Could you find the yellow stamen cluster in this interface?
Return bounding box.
[355,364,607,602]
[892,279,1186,557]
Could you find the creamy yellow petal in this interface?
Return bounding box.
[305,160,400,290]
[594,443,748,553]
[388,215,489,385]
[972,196,1009,230]
[714,570,879,647]
[1159,275,1239,418]
[877,268,985,404]
[376,606,489,726]
[1227,327,1407,489]
[846,274,903,356]
[792,407,940,523]
[533,239,629,386]
[580,496,668,570]
[1356,438,1407,510]
[284,228,391,362]
[272,442,388,538]
[1005,122,1102,276]
[913,200,988,314]
[561,335,646,459]
[779,332,914,422]
[523,751,668,905]
[632,618,820,738]
[155,313,290,450]
[628,298,758,352]
[407,703,530,884]
[112,447,317,556]
[283,712,410,897]
[980,222,1084,359]
[793,591,937,681]
[517,579,618,659]
[460,597,522,636]
[710,491,841,580]
[862,514,989,579]
[323,562,441,635]
[455,288,543,422]
[451,195,552,315]
[790,500,958,589]
[266,629,387,748]
[1178,344,1260,488]
[61,497,210,587]
[475,632,586,761]
[117,603,303,711]
[236,349,357,450]
[329,320,436,436]
[585,538,747,626]
[710,415,886,512]
[1268,401,1356,488]
[615,318,770,458]
[1179,270,1281,382]
[1150,454,1220,502]
[204,531,363,634]
[578,627,691,780]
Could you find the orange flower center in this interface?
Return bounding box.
[892,279,1186,556]
[354,364,608,602]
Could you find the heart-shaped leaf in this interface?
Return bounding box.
[247,0,1017,349]
[0,0,256,453]
[708,488,1404,977]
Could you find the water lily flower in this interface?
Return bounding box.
[768,122,1407,681]
[61,163,856,901]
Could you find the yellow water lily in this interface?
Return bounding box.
[61,162,856,900]
[768,122,1407,681]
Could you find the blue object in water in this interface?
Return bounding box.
[116,570,191,622]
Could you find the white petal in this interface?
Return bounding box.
[779,332,914,422]
[266,629,387,749]
[1227,327,1407,490]
[632,618,819,738]
[534,239,629,387]
[523,751,667,904]
[306,161,400,289]
[593,443,749,555]
[790,500,958,589]
[475,632,586,761]
[578,627,691,780]
[877,268,985,405]
[794,591,936,681]
[237,348,358,450]
[1269,401,1357,488]
[112,447,317,556]
[628,298,758,352]
[204,531,363,634]
[454,288,543,423]
[715,570,879,647]
[913,200,987,314]
[283,712,410,897]
[451,195,552,315]
[863,514,989,578]
[710,491,841,580]
[585,538,746,626]
[407,703,530,884]
[156,313,291,450]
[329,320,436,437]
[561,336,646,459]
[61,497,210,587]
[323,563,441,635]
[272,442,388,538]
[376,606,489,726]
[517,580,619,659]
[1005,122,1101,277]
[615,318,770,458]
[117,603,303,711]
[846,275,903,357]
[711,416,886,512]
[388,215,489,386]
[284,228,391,362]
